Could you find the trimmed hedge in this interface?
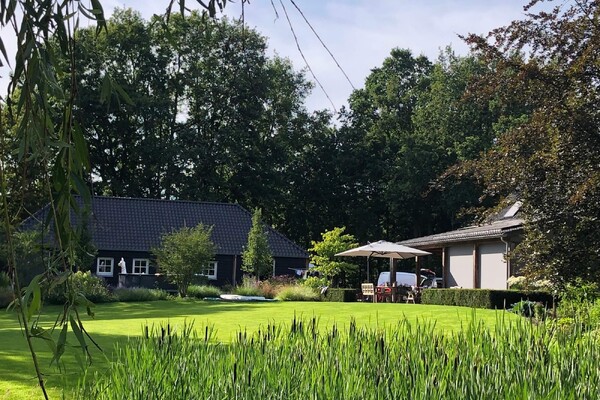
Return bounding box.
[321,288,358,302]
[421,288,555,310]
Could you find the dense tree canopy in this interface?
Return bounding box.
[50,10,502,250]
[334,48,497,242]
[462,0,600,285]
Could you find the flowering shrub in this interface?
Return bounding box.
[257,275,299,298]
[507,276,526,290]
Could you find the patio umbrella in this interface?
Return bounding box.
[336,240,431,301]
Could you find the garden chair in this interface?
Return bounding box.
[406,287,416,304]
[361,283,376,303]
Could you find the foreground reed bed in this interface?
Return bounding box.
[79,316,600,399]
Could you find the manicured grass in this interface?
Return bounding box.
[0,300,517,399]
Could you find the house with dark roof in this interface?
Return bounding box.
[28,196,308,288]
[399,202,524,289]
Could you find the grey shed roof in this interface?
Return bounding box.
[399,218,524,249]
[27,196,308,258]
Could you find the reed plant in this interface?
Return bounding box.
[79,316,600,399]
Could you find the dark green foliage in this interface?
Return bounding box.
[112,288,169,302]
[462,0,600,285]
[421,289,555,309]
[0,286,14,308]
[321,288,358,302]
[45,271,114,305]
[0,271,10,287]
[187,285,222,299]
[0,230,46,287]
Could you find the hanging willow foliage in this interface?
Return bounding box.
[0,1,231,398]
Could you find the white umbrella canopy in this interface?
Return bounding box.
[336,241,432,299]
[335,240,431,259]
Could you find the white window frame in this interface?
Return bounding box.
[96,257,114,277]
[132,258,150,275]
[198,261,218,280]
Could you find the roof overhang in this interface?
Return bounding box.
[398,218,524,250]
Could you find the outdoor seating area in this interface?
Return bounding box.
[361,283,422,303]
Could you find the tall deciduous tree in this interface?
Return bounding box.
[242,208,274,281]
[462,0,600,285]
[68,11,334,247]
[153,223,216,297]
[337,48,496,243]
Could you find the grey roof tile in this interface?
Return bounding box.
[27,196,308,259]
[399,218,524,248]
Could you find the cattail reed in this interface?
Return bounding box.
[79,318,600,399]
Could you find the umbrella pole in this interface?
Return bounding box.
[366,256,370,283]
[390,257,396,302]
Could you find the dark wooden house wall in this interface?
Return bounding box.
[91,252,308,288]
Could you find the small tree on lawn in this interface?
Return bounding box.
[153,223,215,297]
[242,208,274,281]
[309,227,359,287]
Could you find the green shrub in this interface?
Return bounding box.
[113,287,169,302]
[187,285,222,299]
[557,279,599,322]
[510,300,546,319]
[45,271,114,304]
[301,276,328,290]
[321,288,358,302]
[275,285,319,301]
[421,288,555,309]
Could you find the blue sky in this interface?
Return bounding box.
[1,1,547,112]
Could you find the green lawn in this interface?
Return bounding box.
[0,300,518,399]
